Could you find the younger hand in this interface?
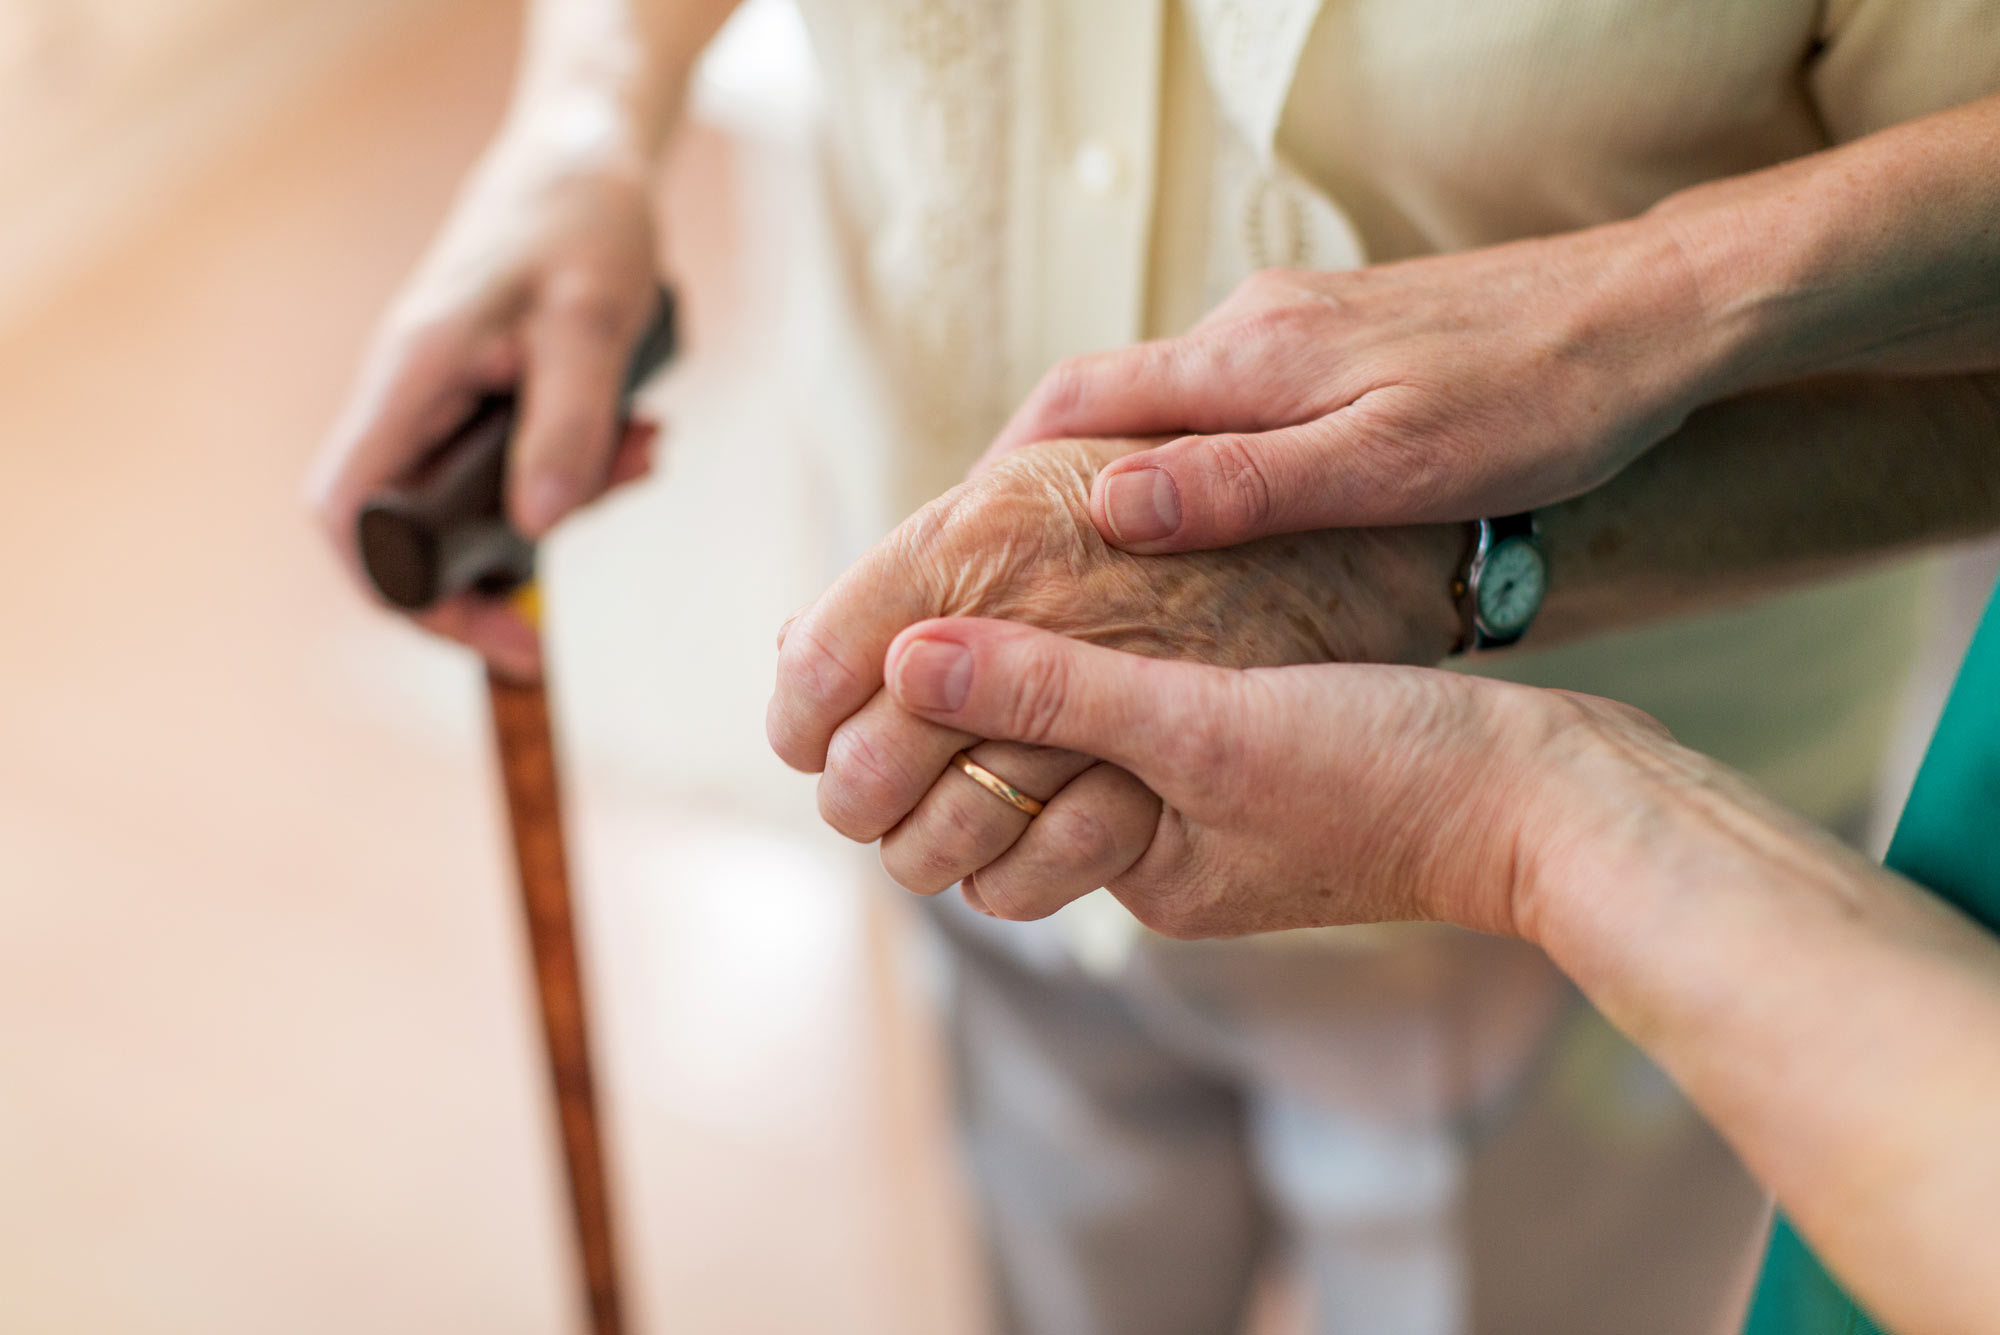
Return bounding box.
[306,138,664,678]
[881,617,1648,935]
[987,221,1724,554]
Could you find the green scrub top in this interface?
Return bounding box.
[1745,580,2000,1334]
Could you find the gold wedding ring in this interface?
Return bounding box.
[950,752,1046,818]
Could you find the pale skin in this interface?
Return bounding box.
[782,90,2000,893]
[308,10,2000,688]
[306,0,741,679]
[772,356,2000,907]
[305,3,2000,882]
[984,92,2000,554]
[304,14,2000,1322]
[866,615,2000,1335]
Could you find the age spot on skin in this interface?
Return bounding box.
[1287,610,1340,662]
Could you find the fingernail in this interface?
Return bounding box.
[518,473,572,534]
[893,638,972,712]
[1102,468,1181,543]
[776,615,797,650]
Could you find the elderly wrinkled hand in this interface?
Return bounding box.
[306,139,664,679]
[767,437,1463,912]
[877,616,1656,936]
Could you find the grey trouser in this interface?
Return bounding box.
[926,896,1767,1335]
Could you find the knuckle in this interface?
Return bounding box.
[881,799,1006,895]
[1234,304,1308,348]
[776,623,864,718]
[1233,268,1321,316]
[1240,268,1291,301]
[517,417,607,480]
[966,871,1044,923]
[769,628,868,771]
[767,714,818,775]
[819,727,913,839]
[896,487,980,560]
[1042,800,1119,873]
[878,837,955,896]
[1028,355,1098,432]
[540,277,634,344]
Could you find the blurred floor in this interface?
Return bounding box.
[0,2,982,1332]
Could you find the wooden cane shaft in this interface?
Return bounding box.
[487,667,624,1335]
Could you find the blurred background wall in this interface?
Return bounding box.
[0,0,405,323]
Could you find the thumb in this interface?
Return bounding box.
[1089,402,1427,553]
[883,619,1231,792]
[979,336,1227,468]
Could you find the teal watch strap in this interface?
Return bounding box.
[1744,577,2000,1334]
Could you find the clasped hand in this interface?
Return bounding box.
[767,436,1463,924]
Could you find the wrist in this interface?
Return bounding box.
[514,1,726,165]
[1496,697,1677,956]
[1565,214,1754,426]
[495,82,663,184]
[1382,522,1477,665]
[1503,697,1817,992]
[1406,680,1608,941]
[1640,160,1890,400]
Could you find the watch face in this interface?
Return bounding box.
[1476,537,1547,637]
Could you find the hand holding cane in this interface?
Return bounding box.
[354,289,678,1335]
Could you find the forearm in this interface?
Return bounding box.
[509,0,743,163]
[1523,746,2000,1333]
[1525,96,2000,644]
[1531,370,2000,643]
[1648,91,2000,398]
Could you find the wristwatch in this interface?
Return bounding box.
[1451,513,1547,653]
